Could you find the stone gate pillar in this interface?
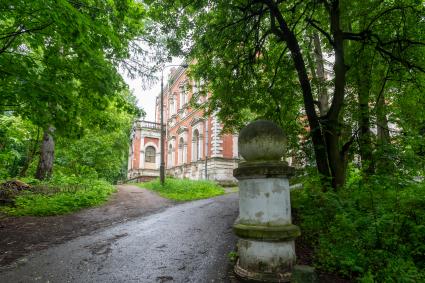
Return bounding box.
[233,120,300,282]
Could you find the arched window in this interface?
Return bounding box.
[193,129,200,161]
[145,146,156,163]
[179,86,185,107]
[169,97,174,115]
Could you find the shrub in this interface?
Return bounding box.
[291,170,425,282]
[0,177,116,216]
[139,178,225,201]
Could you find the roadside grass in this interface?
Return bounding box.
[0,177,116,216]
[138,178,225,201]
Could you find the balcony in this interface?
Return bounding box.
[138,121,162,130]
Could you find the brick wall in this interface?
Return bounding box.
[130,66,239,181]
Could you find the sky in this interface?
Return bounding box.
[122,57,184,122]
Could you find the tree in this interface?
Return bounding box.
[0,93,138,182]
[147,0,424,188]
[0,114,38,179]
[0,0,145,179]
[55,103,135,183]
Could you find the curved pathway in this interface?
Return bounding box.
[0,191,238,282]
[0,185,174,266]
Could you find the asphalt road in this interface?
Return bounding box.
[0,193,239,283]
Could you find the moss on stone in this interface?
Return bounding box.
[233,161,295,179]
[292,265,317,283]
[234,262,292,282]
[239,120,285,144]
[238,120,287,161]
[233,223,301,241]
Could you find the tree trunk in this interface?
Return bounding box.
[376,91,390,145]
[35,126,55,180]
[265,0,350,189]
[323,0,348,188]
[376,80,392,174]
[266,3,331,183]
[19,127,40,177]
[324,127,346,188]
[356,53,375,174]
[313,33,329,116]
[306,32,330,117]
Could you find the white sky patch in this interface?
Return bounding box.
[121,57,184,121]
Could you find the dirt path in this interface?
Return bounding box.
[0,184,174,267]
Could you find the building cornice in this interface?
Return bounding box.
[159,64,188,98]
[190,117,206,127]
[177,126,188,134]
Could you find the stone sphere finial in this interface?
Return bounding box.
[238,120,286,161]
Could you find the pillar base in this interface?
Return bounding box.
[235,260,292,282]
[236,239,296,282]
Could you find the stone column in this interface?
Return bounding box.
[233,120,300,282]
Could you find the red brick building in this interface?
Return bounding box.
[128,66,239,182]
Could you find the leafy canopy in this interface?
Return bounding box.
[0,0,145,134]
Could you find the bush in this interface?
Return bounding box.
[0,176,116,216]
[139,178,225,201]
[291,170,425,282]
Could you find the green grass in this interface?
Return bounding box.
[138,178,225,201]
[1,178,116,216]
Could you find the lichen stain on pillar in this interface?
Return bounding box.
[233,120,300,282]
[255,211,264,219]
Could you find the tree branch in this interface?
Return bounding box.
[375,45,425,73]
[306,19,335,47]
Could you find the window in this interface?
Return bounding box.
[179,85,186,106]
[178,137,184,165]
[193,129,200,161]
[168,144,173,167]
[169,98,174,115]
[192,80,206,104]
[145,146,156,163]
[179,91,183,107]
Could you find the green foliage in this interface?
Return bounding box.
[292,170,425,282]
[0,1,147,213]
[147,0,306,147]
[0,103,134,183]
[54,105,133,183]
[139,178,225,201]
[228,251,238,264]
[0,0,146,180]
[0,114,38,178]
[0,0,145,134]
[147,0,425,187]
[1,176,116,216]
